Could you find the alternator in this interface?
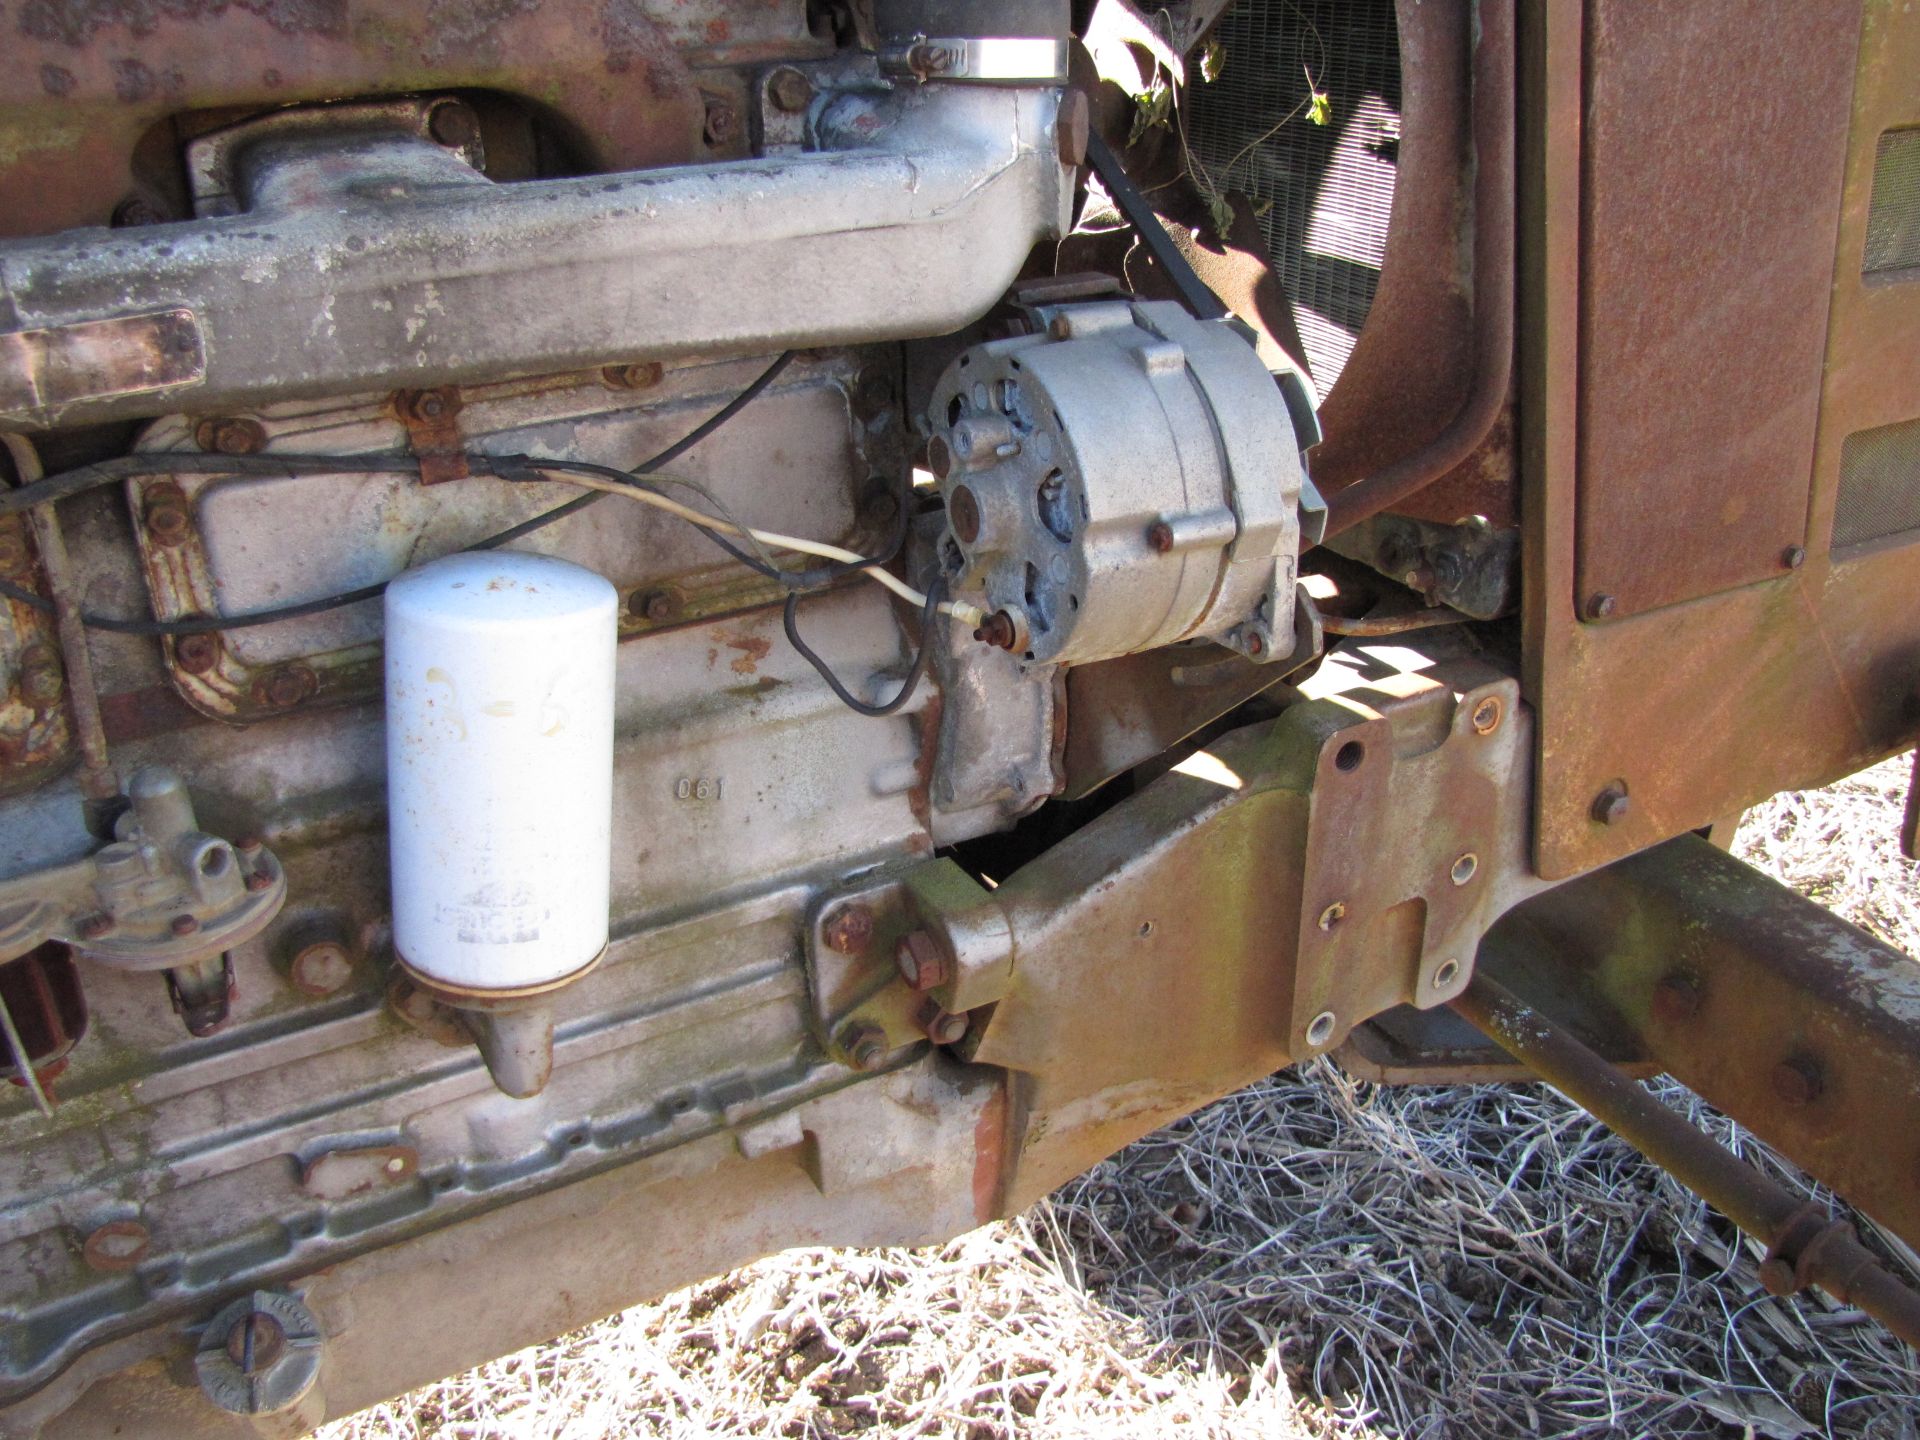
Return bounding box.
[928,300,1303,666]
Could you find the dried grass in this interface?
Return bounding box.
[322,756,1920,1439]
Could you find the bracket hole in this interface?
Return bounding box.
[1450,853,1479,887]
[1305,1010,1337,1048]
[1432,958,1460,990]
[1334,740,1365,772]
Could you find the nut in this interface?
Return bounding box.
[821,903,876,955]
[703,96,739,146]
[767,66,813,114]
[396,388,460,425]
[427,99,480,149]
[630,586,684,624]
[1590,783,1631,826]
[253,665,317,711]
[1772,1053,1825,1105]
[837,1022,888,1072]
[1470,695,1504,735]
[1055,89,1090,168]
[895,930,952,991]
[143,483,192,547]
[1584,592,1617,620]
[193,417,266,456]
[602,361,664,391]
[915,997,968,1046]
[173,631,222,675]
[289,941,355,998]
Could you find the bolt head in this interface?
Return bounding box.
[602,361,664,391]
[427,100,480,149]
[631,587,682,623]
[1055,89,1091,168]
[290,941,354,997]
[822,903,876,955]
[916,997,968,1046]
[170,914,200,937]
[255,665,316,710]
[143,484,192,546]
[1584,592,1618,620]
[1147,521,1175,554]
[245,867,274,893]
[1783,544,1807,570]
[1591,785,1631,826]
[895,930,952,991]
[76,912,115,941]
[768,67,813,114]
[703,97,739,146]
[174,631,221,675]
[838,1022,888,1072]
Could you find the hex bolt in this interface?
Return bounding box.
[1470,695,1504,735]
[821,902,876,955]
[143,483,192,547]
[1650,970,1703,1024]
[289,941,355,998]
[194,417,266,456]
[0,529,30,576]
[173,631,222,675]
[17,644,64,707]
[768,67,813,114]
[254,665,317,710]
[76,912,115,941]
[895,929,952,991]
[602,361,664,391]
[703,96,739,146]
[245,867,274,893]
[630,587,684,624]
[1591,783,1631,826]
[427,99,481,149]
[838,1022,888,1072]
[170,914,201,937]
[916,997,969,1046]
[1055,89,1091,168]
[1783,544,1807,570]
[1772,1053,1825,1105]
[1584,592,1618,620]
[1243,631,1266,658]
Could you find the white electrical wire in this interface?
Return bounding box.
[530,466,987,628]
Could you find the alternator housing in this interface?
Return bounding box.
[928,300,1303,666]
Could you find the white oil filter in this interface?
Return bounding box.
[385,551,617,996]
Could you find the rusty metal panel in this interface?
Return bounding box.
[1572,0,1860,618]
[1527,0,1920,878]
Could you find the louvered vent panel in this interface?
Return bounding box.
[1180,0,1402,390]
[1835,415,1920,549]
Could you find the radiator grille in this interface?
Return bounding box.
[1864,127,1920,276]
[1182,0,1402,390]
[1835,415,1920,549]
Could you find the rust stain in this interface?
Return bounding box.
[721,632,771,676]
[971,1077,1011,1224]
[16,0,352,47]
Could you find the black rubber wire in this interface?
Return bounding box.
[783,572,945,718]
[0,351,799,635]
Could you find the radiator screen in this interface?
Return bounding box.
[1181,0,1402,391]
[1864,127,1920,276]
[1835,415,1920,549]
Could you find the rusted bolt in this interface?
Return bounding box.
[906,42,954,79]
[1470,695,1504,735]
[1772,1053,1825,1105]
[916,997,968,1046]
[253,665,317,711]
[602,361,664,391]
[143,483,192,547]
[821,903,876,955]
[193,417,266,456]
[173,631,222,675]
[973,610,1018,651]
[1782,544,1807,570]
[245,867,274,893]
[170,914,201,938]
[1146,521,1175,554]
[76,912,115,941]
[1244,632,1265,658]
[1048,313,1073,340]
[703,96,739,146]
[630,586,684,624]
[948,485,982,544]
[1584,592,1618,620]
[895,930,952,991]
[427,99,480,149]
[1591,783,1631,826]
[17,643,64,707]
[768,66,813,114]
[289,941,355,998]
[0,528,30,576]
[224,1310,288,1374]
[838,1022,888,1072]
[1317,901,1346,932]
[1651,971,1703,1024]
[81,1219,150,1273]
[397,388,460,425]
[1056,89,1091,168]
